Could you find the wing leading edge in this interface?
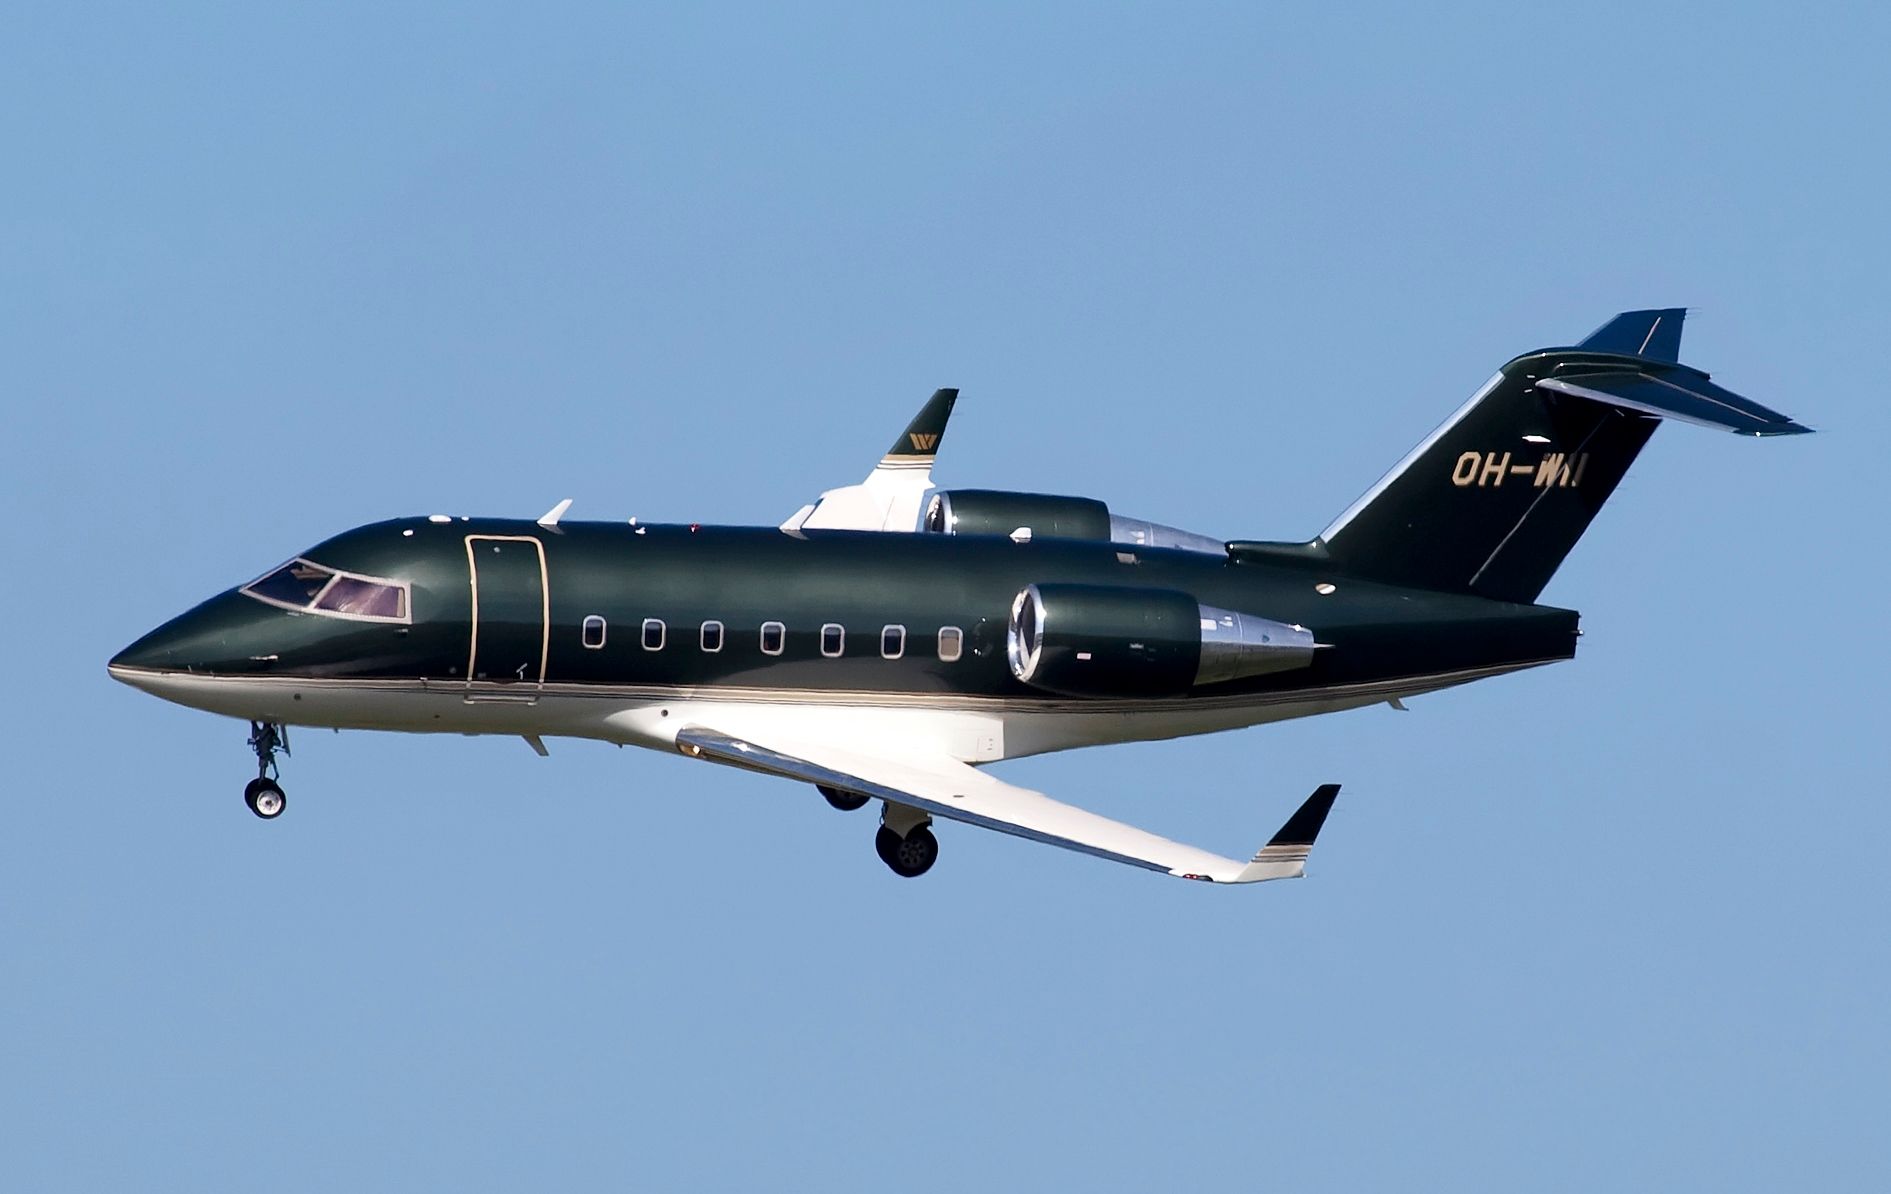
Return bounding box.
[674,725,1340,885]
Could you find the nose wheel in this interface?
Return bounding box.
[244,720,290,820]
[244,777,286,818]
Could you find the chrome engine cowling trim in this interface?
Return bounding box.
[1196,606,1317,685]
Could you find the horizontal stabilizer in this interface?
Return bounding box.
[1578,308,1686,361]
[1537,368,1811,437]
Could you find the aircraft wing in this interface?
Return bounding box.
[674,725,1340,884]
[781,388,958,533]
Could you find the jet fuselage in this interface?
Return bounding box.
[110,516,1576,762]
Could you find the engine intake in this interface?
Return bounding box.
[1005,583,1317,698]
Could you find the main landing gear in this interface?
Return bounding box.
[875,825,938,878]
[875,802,938,878]
[815,784,937,876]
[818,784,870,813]
[243,720,289,819]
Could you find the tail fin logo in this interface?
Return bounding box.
[1451,450,1589,489]
[907,433,939,452]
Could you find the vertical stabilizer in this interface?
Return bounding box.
[1315,310,1805,603]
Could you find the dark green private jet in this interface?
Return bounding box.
[111,310,1808,884]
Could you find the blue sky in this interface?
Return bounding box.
[5,3,1887,1189]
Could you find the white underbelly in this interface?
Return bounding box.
[108,662,1540,762]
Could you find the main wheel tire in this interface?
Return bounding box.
[875,824,938,878]
[244,777,286,820]
[819,784,870,813]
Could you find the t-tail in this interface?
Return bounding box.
[1313,309,1810,604]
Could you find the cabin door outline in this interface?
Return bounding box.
[464,535,550,701]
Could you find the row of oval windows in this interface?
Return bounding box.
[580,616,964,662]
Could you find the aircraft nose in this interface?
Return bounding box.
[110,621,186,673]
[108,593,252,679]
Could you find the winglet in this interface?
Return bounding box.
[1232,784,1341,883]
[882,388,958,467]
[787,388,962,533]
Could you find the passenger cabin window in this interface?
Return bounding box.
[581,615,607,649]
[760,621,785,656]
[642,618,666,651]
[821,624,845,657]
[241,558,410,624]
[881,625,905,659]
[700,620,724,653]
[938,626,963,661]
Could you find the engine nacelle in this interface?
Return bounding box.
[1005,583,1317,698]
[926,490,1111,540]
[925,490,1224,554]
[1006,584,1200,697]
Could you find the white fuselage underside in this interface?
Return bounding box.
[107,662,1543,763]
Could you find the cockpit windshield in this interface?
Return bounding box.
[241,559,410,623]
[246,559,335,606]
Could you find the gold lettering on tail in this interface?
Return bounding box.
[1478,451,1512,487]
[1453,450,1594,489]
[907,433,939,452]
[1452,451,1481,486]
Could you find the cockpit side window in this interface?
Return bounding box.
[241,558,411,624]
[315,576,407,620]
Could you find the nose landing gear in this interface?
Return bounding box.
[244,777,286,818]
[244,721,289,819]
